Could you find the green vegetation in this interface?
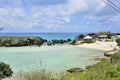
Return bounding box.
[116,39,120,47]
[98,31,115,39]
[82,39,96,43]
[11,52,120,80]
[0,62,13,80]
[0,36,44,47]
[61,52,120,80]
[14,69,54,80]
[75,31,115,44]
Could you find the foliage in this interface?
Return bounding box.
[0,36,43,47]
[61,52,120,80]
[98,31,111,35]
[0,62,13,79]
[98,31,115,39]
[116,39,120,47]
[105,65,120,79]
[13,68,60,80]
[82,39,96,43]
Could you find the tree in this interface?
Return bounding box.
[0,62,13,80]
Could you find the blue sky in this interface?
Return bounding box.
[0,0,120,33]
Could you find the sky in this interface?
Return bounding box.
[0,0,120,33]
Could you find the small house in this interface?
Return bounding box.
[84,35,93,40]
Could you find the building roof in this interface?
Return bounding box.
[84,35,93,39]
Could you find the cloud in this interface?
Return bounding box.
[0,8,9,16]
[0,0,119,32]
[25,0,67,6]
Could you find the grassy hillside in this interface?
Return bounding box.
[61,52,120,80]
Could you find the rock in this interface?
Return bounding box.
[0,36,44,47]
[47,41,52,46]
[43,39,48,43]
[75,34,86,41]
[104,50,120,57]
[72,40,78,45]
[67,38,72,42]
[92,57,107,61]
[67,68,84,73]
[104,51,112,57]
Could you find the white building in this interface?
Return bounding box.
[112,35,120,42]
[84,35,93,40]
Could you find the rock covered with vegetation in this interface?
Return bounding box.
[67,68,84,73]
[44,38,72,46]
[0,36,44,47]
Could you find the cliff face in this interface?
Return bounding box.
[0,36,44,47]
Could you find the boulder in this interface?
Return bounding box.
[67,68,84,73]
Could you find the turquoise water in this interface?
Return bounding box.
[0,33,80,40]
[0,45,104,72]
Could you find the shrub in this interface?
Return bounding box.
[116,39,120,47]
[105,65,120,78]
[83,39,96,43]
[0,62,13,79]
[98,31,115,39]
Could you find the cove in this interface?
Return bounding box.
[0,45,104,73]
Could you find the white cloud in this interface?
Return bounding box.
[63,16,71,23]
[0,8,10,16]
[0,0,119,32]
[94,0,106,12]
[12,8,25,17]
[68,0,88,13]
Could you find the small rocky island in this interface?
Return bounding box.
[0,36,44,47]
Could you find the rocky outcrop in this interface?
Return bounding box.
[67,68,84,73]
[44,39,72,46]
[104,50,120,57]
[0,36,44,47]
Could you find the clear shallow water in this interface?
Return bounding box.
[0,33,80,40]
[0,45,104,73]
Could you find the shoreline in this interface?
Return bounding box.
[77,41,118,51]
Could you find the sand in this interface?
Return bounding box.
[78,41,118,51]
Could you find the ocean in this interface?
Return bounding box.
[0,33,81,40]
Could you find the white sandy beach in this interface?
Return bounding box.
[78,41,118,51]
